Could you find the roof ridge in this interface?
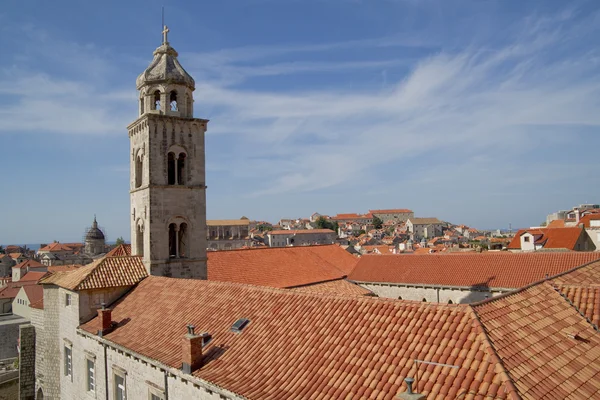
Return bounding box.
[467,305,522,400]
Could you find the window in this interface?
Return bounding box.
[136,223,144,257]
[177,153,186,184]
[87,359,95,392]
[135,153,143,188]
[524,236,530,242]
[140,95,145,115]
[65,293,72,306]
[150,394,163,400]
[115,373,126,400]
[153,90,161,111]
[178,223,188,258]
[169,223,177,257]
[64,346,72,378]
[169,91,178,111]
[167,152,176,185]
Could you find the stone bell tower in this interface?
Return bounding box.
[128,26,208,279]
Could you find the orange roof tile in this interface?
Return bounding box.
[38,242,74,252]
[13,259,44,270]
[547,219,566,228]
[47,264,82,273]
[408,217,442,225]
[29,297,44,310]
[0,280,37,299]
[578,214,600,228]
[19,271,48,282]
[208,245,357,288]
[555,285,600,326]
[268,229,335,235]
[105,244,132,257]
[474,283,600,399]
[289,279,373,296]
[40,256,147,290]
[22,284,43,305]
[348,252,600,289]
[8,252,23,259]
[507,227,585,250]
[369,209,413,214]
[80,276,516,400]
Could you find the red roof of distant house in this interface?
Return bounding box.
[507,227,585,250]
[13,259,44,270]
[547,219,566,228]
[268,229,335,235]
[105,244,132,257]
[19,271,48,282]
[0,280,37,299]
[578,214,600,228]
[289,279,373,296]
[332,213,373,220]
[348,252,600,289]
[22,284,43,305]
[47,264,82,273]
[38,242,74,252]
[369,209,413,214]
[208,245,358,288]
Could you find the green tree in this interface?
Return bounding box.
[315,217,338,233]
[257,224,273,232]
[115,237,126,245]
[0,245,4,254]
[372,216,383,229]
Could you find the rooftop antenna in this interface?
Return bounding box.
[162,6,164,39]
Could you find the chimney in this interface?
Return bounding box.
[397,377,426,400]
[181,325,211,374]
[575,209,581,224]
[97,303,113,337]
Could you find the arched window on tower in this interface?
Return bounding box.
[170,91,178,111]
[153,90,161,111]
[140,94,145,115]
[177,152,186,184]
[179,223,188,258]
[167,152,176,185]
[136,223,144,257]
[168,223,177,257]
[135,153,143,188]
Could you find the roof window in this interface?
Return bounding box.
[231,318,250,333]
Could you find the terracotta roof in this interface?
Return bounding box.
[474,283,600,399]
[29,297,44,309]
[38,242,74,252]
[579,214,600,228]
[268,229,336,235]
[0,280,37,299]
[22,284,43,305]
[8,252,23,259]
[332,213,373,220]
[408,218,442,225]
[208,245,357,288]
[289,279,373,296]
[369,209,413,214]
[19,271,48,282]
[546,219,566,228]
[40,256,147,290]
[507,227,585,250]
[80,276,516,400]
[361,245,393,254]
[555,285,600,326]
[47,264,82,273]
[348,252,600,289]
[552,259,600,286]
[105,244,132,257]
[13,259,44,270]
[207,219,250,226]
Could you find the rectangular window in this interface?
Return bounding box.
[115,374,126,400]
[524,237,530,242]
[64,346,72,378]
[87,359,95,392]
[65,293,72,306]
[150,394,163,400]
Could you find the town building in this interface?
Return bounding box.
[0,254,16,278]
[12,259,46,282]
[369,208,414,223]
[507,227,595,251]
[207,217,251,250]
[406,217,443,240]
[264,229,336,247]
[348,252,600,303]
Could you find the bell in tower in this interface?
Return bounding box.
[128,26,208,279]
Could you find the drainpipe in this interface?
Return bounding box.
[436,288,440,303]
[103,343,109,400]
[164,370,169,400]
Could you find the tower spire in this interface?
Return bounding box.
[162,25,169,45]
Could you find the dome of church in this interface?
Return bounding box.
[136,28,195,90]
[86,216,105,240]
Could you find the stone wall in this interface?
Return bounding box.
[18,324,35,400]
[357,282,507,304]
[0,374,18,400]
[0,315,28,359]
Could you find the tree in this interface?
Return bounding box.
[0,245,4,254]
[257,224,273,232]
[372,216,383,229]
[315,217,338,233]
[115,237,126,245]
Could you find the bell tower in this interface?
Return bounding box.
[128,26,208,279]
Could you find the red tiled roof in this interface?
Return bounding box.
[268,229,336,235]
[19,271,48,282]
[47,264,82,273]
[289,279,373,296]
[0,280,37,299]
[332,213,372,220]
[208,245,357,288]
[579,214,600,228]
[408,218,442,225]
[361,245,393,254]
[552,259,600,286]
[105,244,132,257]
[22,284,43,305]
[474,283,600,399]
[369,209,413,214]
[546,219,566,228]
[80,276,516,400]
[507,227,585,250]
[40,256,147,290]
[30,297,44,310]
[348,252,600,289]
[38,242,74,252]
[556,285,600,326]
[13,259,44,270]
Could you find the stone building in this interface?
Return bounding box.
[406,217,443,240]
[348,252,600,304]
[507,227,596,252]
[0,254,15,278]
[264,229,337,247]
[129,26,208,279]
[369,208,414,223]
[207,217,251,250]
[83,216,106,256]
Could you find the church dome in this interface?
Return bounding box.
[136,27,195,90]
[86,216,105,241]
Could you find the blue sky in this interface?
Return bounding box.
[1,0,599,243]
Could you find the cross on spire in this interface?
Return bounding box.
[162,25,170,44]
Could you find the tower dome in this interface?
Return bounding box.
[85,216,106,256]
[86,216,105,240]
[136,26,195,90]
